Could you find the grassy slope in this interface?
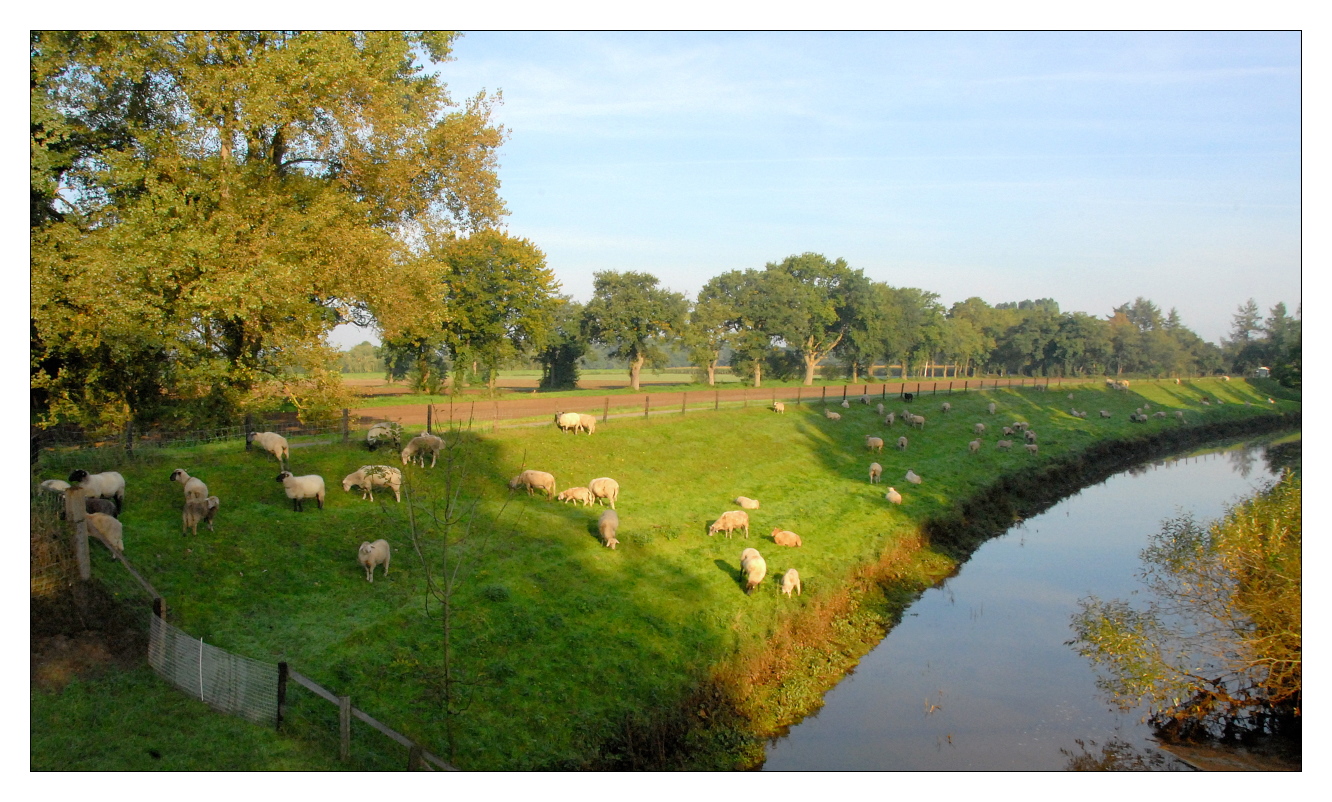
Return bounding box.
[31,378,1299,769]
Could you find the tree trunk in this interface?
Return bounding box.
[706,360,716,386]
[629,354,645,391]
[803,354,817,386]
[753,358,763,389]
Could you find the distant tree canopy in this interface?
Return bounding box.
[581,271,688,391]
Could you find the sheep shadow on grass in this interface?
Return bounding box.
[712,558,747,593]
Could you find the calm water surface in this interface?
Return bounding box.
[763,440,1289,771]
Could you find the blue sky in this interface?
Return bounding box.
[327,32,1297,350]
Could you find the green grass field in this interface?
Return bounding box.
[31,377,1299,769]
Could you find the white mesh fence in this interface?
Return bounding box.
[149,615,279,726]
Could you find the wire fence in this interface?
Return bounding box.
[149,614,280,726]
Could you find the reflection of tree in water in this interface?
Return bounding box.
[1227,446,1257,479]
[1263,440,1301,475]
[1061,737,1189,771]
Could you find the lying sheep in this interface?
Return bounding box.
[866,436,884,453]
[869,462,882,484]
[358,539,390,582]
[709,510,750,539]
[67,469,125,514]
[366,422,404,452]
[555,411,582,433]
[968,439,981,454]
[1100,410,1112,418]
[85,511,124,555]
[772,528,802,547]
[401,434,444,467]
[557,487,595,506]
[781,568,802,597]
[589,477,620,509]
[577,414,597,435]
[40,479,70,495]
[342,465,403,503]
[996,439,1014,450]
[169,468,208,502]
[897,436,908,451]
[598,509,619,549]
[940,402,951,413]
[885,487,902,505]
[905,469,922,485]
[987,402,996,415]
[734,496,760,510]
[276,471,325,511]
[509,470,557,499]
[773,401,785,414]
[740,548,766,594]
[182,496,220,536]
[974,423,986,436]
[1025,444,1039,455]
[825,410,842,421]
[246,431,289,465]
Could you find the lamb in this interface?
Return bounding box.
[884,487,902,505]
[169,468,208,502]
[968,439,981,454]
[987,402,996,415]
[709,510,750,539]
[555,411,582,433]
[734,496,761,510]
[974,423,986,436]
[577,414,597,435]
[740,548,766,594]
[840,399,850,409]
[358,539,390,582]
[182,496,220,536]
[773,401,785,414]
[365,422,404,452]
[589,477,620,509]
[246,431,289,465]
[825,410,842,421]
[85,511,124,555]
[342,465,403,503]
[897,436,908,451]
[772,528,802,547]
[509,470,557,499]
[67,469,125,514]
[1100,410,1111,418]
[905,469,922,485]
[869,462,882,483]
[401,433,445,467]
[781,568,802,597]
[276,471,325,511]
[598,509,620,549]
[940,402,951,413]
[1025,443,1039,455]
[557,487,595,506]
[996,439,1014,450]
[865,436,884,453]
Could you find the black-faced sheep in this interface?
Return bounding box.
[169,469,208,502]
[866,436,884,453]
[358,539,390,582]
[182,496,220,536]
[67,469,125,514]
[509,470,556,499]
[557,487,595,506]
[246,431,289,465]
[366,422,404,452]
[709,510,750,539]
[342,465,403,503]
[740,547,766,594]
[276,471,325,511]
[401,434,444,468]
[772,528,802,547]
[589,477,619,509]
[869,462,882,484]
[85,512,124,555]
[598,509,619,549]
[735,496,761,510]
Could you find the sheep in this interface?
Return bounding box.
[1100,410,1111,418]
[276,471,325,511]
[884,487,902,505]
[577,414,597,435]
[909,414,926,430]
[169,468,208,502]
[1068,393,1075,400]
[773,401,785,414]
[1154,411,1167,419]
[772,528,802,547]
[40,479,70,495]
[1135,408,1143,416]
[860,393,870,405]
[974,423,986,436]
[1176,411,1186,420]
[342,465,403,503]
[246,431,289,465]
[366,422,404,452]
[182,496,220,536]
[555,411,582,433]
[968,439,981,454]
[589,477,620,509]
[996,439,1014,450]
[740,548,766,594]
[1221,375,1230,381]
[1143,403,1151,410]
[85,512,124,555]
[781,568,802,597]
[865,436,884,453]
[557,487,595,506]
[1200,398,1210,406]
[84,498,118,517]
[875,402,884,416]
[869,462,882,483]
[903,392,915,403]
[358,539,390,582]
[825,410,842,421]
[1175,378,1182,385]
[67,469,125,514]
[509,470,557,499]
[734,496,761,510]
[940,402,951,414]
[840,399,850,409]
[1025,429,1037,443]
[709,510,750,539]
[884,412,896,426]
[1001,426,1013,436]
[987,402,996,415]
[1011,421,1028,431]
[401,434,445,467]
[897,436,908,451]
[905,469,922,485]
[1025,444,1039,455]
[598,509,620,549]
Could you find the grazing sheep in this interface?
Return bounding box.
[1143,403,1151,410]
[860,394,870,405]
[246,431,290,465]
[182,496,220,536]
[509,470,557,499]
[67,469,125,514]
[974,423,986,436]
[897,436,908,451]
[1026,444,1039,455]
[589,477,620,509]
[968,439,981,454]
[598,509,620,549]
[1100,410,1111,418]
[866,436,884,453]
[40,479,70,495]
[169,468,208,502]
[940,402,951,413]
[825,410,842,421]
[740,548,766,594]
[734,496,761,510]
[876,403,884,416]
[909,414,926,430]
[709,510,750,539]
[1012,421,1028,431]
[358,539,390,582]
[905,469,922,485]
[276,471,325,511]
[903,392,915,403]
[781,568,802,597]
[1154,411,1167,419]
[773,401,785,414]
[869,462,883,484]
[401,433,444,468]
[884,412,896,426]
[884,487,902,505]
[1025,429,1037,443]
[342,465,403,503]
[840,399,850,409]
[1068,393,1075,400]
[987,402,996,415]
[1135,408,1144,415]
[555,411,582,433]
[1176,411,1186,420]
[771,528,802,547]
[1001,426,1013,436]
[366,422,404,452]
[577,414,598,435]
[558,487,595,506]
[85,511,124,555]
[996,439,1014,450]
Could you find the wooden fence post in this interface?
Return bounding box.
[244,415,254,449]
[603,396,609,422]
[65,487,90,581]
[341,409,349,444]
[743,389,748,408]
[841,385,847,402]
[276,662,289,732]
[681,392,687,415]
[714,390,719,411]
[643,395,649,418]
[796,387,802,405]
[426,405,433,434]
[493,401,499,432]
[821,386,827,404]
[339,695,352,762]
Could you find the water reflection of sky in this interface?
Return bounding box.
[763,443,1286,771]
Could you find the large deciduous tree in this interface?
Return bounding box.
[581,271,687,391]
[761,253,871,385]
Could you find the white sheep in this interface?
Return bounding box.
[825,410,842,421]
[366,422,404,452]
[709,510,750,539]
[555,411,582,433]
[884,487,902,505]
[940,402,951,413]
[598,509,620,549]
[897,435,908,451]
[589,477,620,509]
[884,412,896,426]
[734,496,761,510]
[342,465,403,503]
[557,487,595,506]
[169,468,208,502]
[358,539,390,582]
[67,469,125,514]
[909,414,926,430]
[875,402,884,416]
[509,470,557,499]
[996,439,1014,450]
[781,568,802,597]
[577,414,597,435]
[987,402,996,415]
[740,548,767,594]
[401,434,444,467]
[865,436,884,453]
[182,496,220,536]
[905,469,922,485]
[860,393,870,405]
[1068,393,1075,400]
[40,479,70,495]
[773,401,785,414]
[1176,411,1186,420]
[869,462,882,483]
[1025,443,1039,455]
[974,423,986,436]
[840,399,850,409]
[968,439,981,454]
[275,471,325,511]
[772,528,802,547]
[1025,429,1037,443]
[85,511,124,555]
[246,431,289,465]
[1100,410,1111,418]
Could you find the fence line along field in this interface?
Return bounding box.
[30,378,1299,770]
